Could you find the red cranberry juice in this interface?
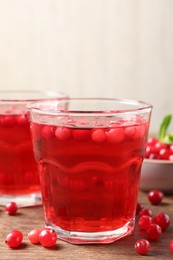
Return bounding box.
[32,119,148,232]
[0,114,39,195]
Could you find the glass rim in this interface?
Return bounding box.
[0,90,67,102]
[27,97,153,115]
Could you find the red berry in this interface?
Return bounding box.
[28,229,41,244]
[136,202,144,215]
[5,202,18,215]
[148,153,160,160]
[169,154,173,160]
[146,224,162,240]
[154,141,167,153]
[17,114,29,126]
[159,148,170,160]
[139,208,153,218]
[147,137,158,146]
[138,215,153,230]
[153,212,170,230]
[134,239,151,255]
[55,127,72,141]
[170,240,173,253]
[148,190,163,205]
[106,128,125,143]
[42,126,55,139]
[5,230,23,248]
[39,228,57,247]
[169,144,173,154]
[124,126,136,138]
[91,129,106,143]
[145,146,153,158]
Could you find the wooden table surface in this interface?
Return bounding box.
[0,191,172,260]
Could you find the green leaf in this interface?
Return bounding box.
[163,132,173,144]
[158,114,172,142]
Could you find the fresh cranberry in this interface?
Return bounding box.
[136,202,144,215]
[169,144,173,154]
[148,190,163,205]
[134,239,151,255]
[17,114,29,126]
[146,224,162,240]
[5,202,18,215]
[148,153,160,159]
[91,129,106,143]
[139,208,153,218]
[28,229,41,244]
[138,215,153,230]
[42,126,55,139]
[55,127,72,141]
[5,230,23,248]
[169,154,173,160]
[153,212,170,230]
[39,228,57,247]
[147,137,158,146]
[106,128,125,143]
[145,146,154,158]
[159,148,170,160]
[124,126,136,138]
[154,141,167,154]
[169,240,173,253]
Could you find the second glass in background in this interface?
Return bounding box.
[0,90,67,207]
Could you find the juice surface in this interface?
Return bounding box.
[0,114,40,195]
[32,117,148,232]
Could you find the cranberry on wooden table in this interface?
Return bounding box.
[139,208,153,218]
[134,239,151,255]
[5,230,23,248]
[28,229,41,244]
[146,224,162,240]
[148,190,164,205]
[39,228,57,248]
[153,212,170,230]
[5,202,18,215]
[138,215,153,230]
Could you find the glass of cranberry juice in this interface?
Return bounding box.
[0,90,67,207]
[28,98,152,243]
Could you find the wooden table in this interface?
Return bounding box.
[0,191,172,260]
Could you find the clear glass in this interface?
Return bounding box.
[28,98,152,244]
[0,90,67,207]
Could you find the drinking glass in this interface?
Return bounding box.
[28,98,152,243]
[0,90,67,207]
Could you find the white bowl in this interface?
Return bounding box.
[140,159,173,194]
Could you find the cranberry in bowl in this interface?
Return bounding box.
[140,114,173,194]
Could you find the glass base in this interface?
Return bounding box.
[0,193,42,207]
[46,219,135,244]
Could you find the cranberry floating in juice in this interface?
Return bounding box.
[28,98,152,243]
[0,90,67,207]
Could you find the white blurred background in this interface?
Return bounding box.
[0,0,173,133]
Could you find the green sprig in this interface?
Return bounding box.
[158,114,173,144]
